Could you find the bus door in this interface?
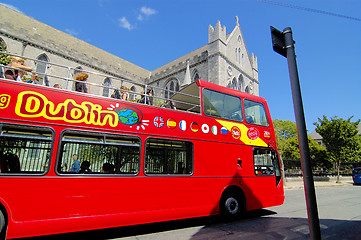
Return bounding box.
[251,148,282,207]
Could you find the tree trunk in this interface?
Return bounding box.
[336,160,341,183]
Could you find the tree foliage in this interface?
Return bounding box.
[314,116,361,182]
[273,119,328,171]
[273,119,297,158]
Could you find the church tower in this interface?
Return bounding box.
[207,17,259,95]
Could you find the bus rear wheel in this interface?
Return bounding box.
[0,210,6,240]
[220,192,246,221]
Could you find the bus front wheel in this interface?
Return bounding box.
[220,191,246,221]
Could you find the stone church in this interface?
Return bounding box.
[0,4,259,100]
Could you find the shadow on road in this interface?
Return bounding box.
[19,209,361,240]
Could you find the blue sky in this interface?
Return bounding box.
[1,0,361,132]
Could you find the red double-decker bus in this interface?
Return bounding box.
[0,56,284,239]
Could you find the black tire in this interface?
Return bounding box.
[220,192,246,221]
[0,210,5,240]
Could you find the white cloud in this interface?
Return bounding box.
[140,6,157,16]
[119,17,134,30]
[0,3,23,13]
[138,6,157,21]
[118,6,156,30]
[137,14,144,21]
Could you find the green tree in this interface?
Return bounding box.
[0,41,11,65]
[273,119,298,159]
[314,116,361,183]
[273,119,328,173]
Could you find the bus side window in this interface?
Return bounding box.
[144,138,193,175]
[203,88,243,122]
[57,131,140,175]
[0,124,52,174]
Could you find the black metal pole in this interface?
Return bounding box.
[283,27,322,240]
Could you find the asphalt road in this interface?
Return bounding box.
[21,185,361,240]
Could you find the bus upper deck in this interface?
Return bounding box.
[0,52,274,147]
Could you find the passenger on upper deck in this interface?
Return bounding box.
[74,72,90,93]
[138,89,153,105]
[120,86,129,101]
[53,83,62,89]
[4,56,36,82]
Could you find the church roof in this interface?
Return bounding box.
[0,4,150,80]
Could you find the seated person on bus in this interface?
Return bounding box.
[79,161,92,174]
[4,56,34,82]
[101,162,115,174]
[0,152,21,173]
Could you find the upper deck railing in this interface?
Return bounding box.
[0,52,201,114]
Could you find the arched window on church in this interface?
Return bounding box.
[36,54,50,86]
[235,48,238,63]
[164,79,179,99]
[227,78,238,90]
[192,71,200,82]
[102,77,112,97]
[129,86,136,100]
[238,74,244,91]
[245,86,251,94]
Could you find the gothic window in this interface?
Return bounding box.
[102,77,112,97]
[231,77,237,90]
[245,86,251,94]
[227,77,238,90]
[164,79,179,99]
[192,71,200,82]
[238,75,244,91]
[235,48,238,63]
[36,54,50,86]
[129,86,136,100]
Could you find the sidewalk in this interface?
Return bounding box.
[283,176,354,190]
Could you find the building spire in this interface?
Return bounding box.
[183,60,192,86]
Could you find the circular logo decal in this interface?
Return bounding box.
[167,118,177,129]
[264,130,271,140]
[179,120,187,131]
[247,127,260,140]
[231,126,241,139]
[153,116,164,128]
[201,123,210,134]
[191,122,199,132]
[211,125,218,135]
[220,127,228,135]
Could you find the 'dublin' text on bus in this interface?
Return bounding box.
[0,54,284,239]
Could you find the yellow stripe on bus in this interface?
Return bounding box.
[216,119,268,147]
